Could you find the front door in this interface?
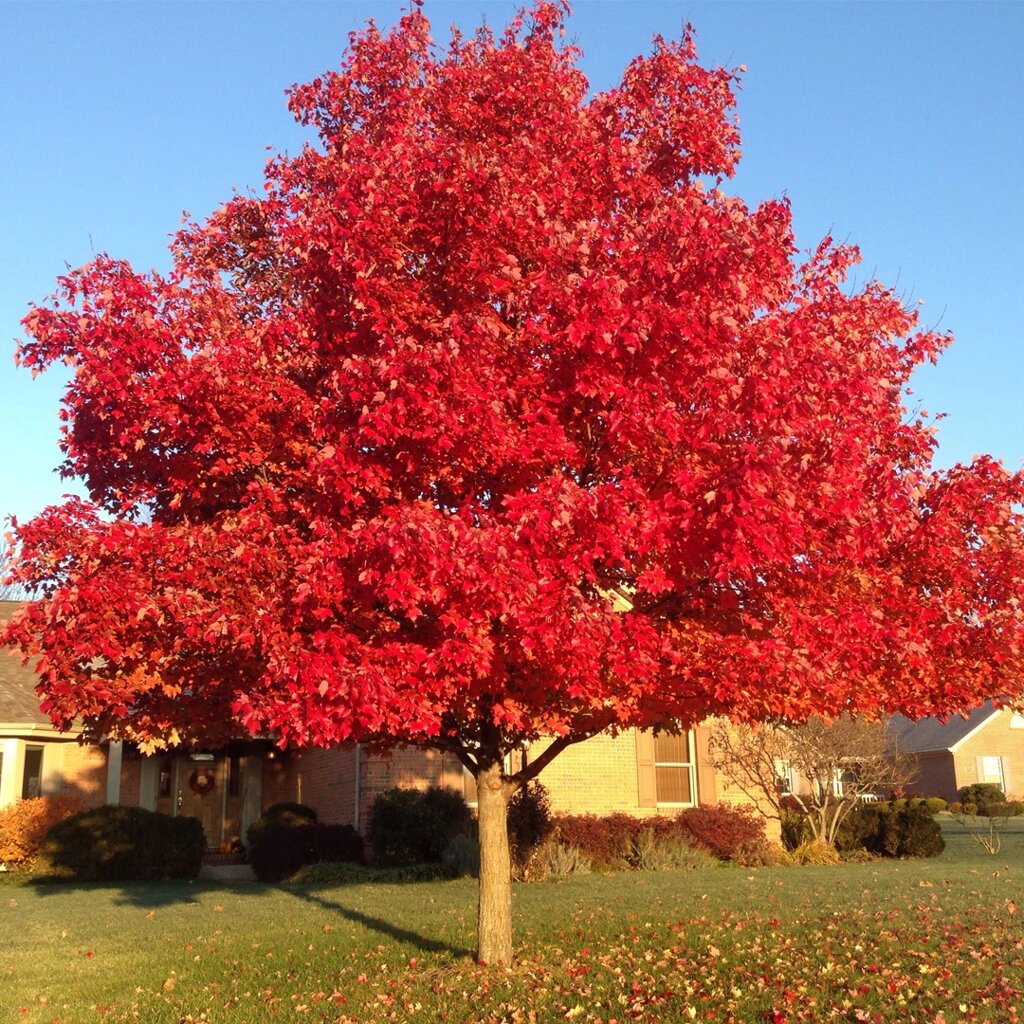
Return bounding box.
[176,757,224,848]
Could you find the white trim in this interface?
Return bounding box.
[654,731,698,808]
[949,709,1004,753]
[138,756,159,811]
[105,741,123,804]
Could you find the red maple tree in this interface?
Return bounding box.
[5,3,1024,964]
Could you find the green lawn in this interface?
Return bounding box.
[3,817,1023,1024]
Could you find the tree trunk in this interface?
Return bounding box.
[475,760,514,966]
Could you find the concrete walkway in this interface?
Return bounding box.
[198,862,257,882]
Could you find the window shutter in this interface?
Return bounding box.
[1001,761,1012,797]
[693,726,717,806]
[636,729,657,808]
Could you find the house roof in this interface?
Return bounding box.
[888,701,1002,755]
[0,600,51,727]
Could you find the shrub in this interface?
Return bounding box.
[37,805,204,881]
[291,860,455,885]
[959,783,1006,815]
[507,782,553,873]
[734,839,791,868]
[534,841,592,877]
[923,797,948,815]
[632,830,718,872]
[549,814,637,870]
[441,832,480,877]
[834,804,883,853]
[791,840,841,865]
[780,808,812,852]
[976,799,1024,818]
[249,823,364,883]
[368,786,474,866]
[0,796,83,868]
[247,802,317,844]
[675,804,766,861]
[891,807,945,857]
[867,805,944,858]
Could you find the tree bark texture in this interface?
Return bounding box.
[475,760,514,966]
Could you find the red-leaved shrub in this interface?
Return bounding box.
[675,804,765,860]
[548,805,769,869]
[550,813,640,869]
[0,795,83,868]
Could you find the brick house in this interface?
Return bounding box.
[2,599,769,849]
[888,701,1024,802]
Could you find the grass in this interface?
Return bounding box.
[2,816,1023,1024]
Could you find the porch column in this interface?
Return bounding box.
[105,740,123,805]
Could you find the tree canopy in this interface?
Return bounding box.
[5,0,1024,963]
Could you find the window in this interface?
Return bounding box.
[980,756,1005,789]
[774,759,794,796]
[654,732,696,806]
[1011,714,1024,730]
[158,758,173,798]
[22,746,43,799]
[832,769,858,797]
[228,757,241,798]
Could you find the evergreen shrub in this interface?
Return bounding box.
[248,823,364,882]
[368,786,474,866]
[38,805,204,881]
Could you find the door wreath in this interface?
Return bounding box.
[189,768,215,795]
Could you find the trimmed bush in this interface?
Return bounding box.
[675,804,766,861]
[972,799,1024,818]
[923,797,948,815]
[960,782,1004,804]
[0,796,83,869]
[37,805,204,881]
[248,823,364,883]
[507,782,553,874]
[845,805,944,858]
[247,802,317,844]
[368,786,474,866]
[834,804,884,853]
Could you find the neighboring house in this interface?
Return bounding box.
[888,701,1024,802]
[2,599,771,848]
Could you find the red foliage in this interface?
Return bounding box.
[4,2,1024,760]
[675,804,766,861]
[0,795,83,867]
[550,806,765,865]
[551,813,645,868]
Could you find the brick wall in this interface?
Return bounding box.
[336,725,780,843]
[54,739,107,807]
[952,711,1024,799]
[261,745,360,825]
[903,751,958,802]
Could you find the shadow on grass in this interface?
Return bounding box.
[24,875,269,907]
[22,873,475,957]
[284,884,474,959]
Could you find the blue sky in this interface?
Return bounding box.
[2,1,1022,529]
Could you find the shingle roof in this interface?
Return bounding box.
[888,702,1000,754]
[0,600,50,726]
